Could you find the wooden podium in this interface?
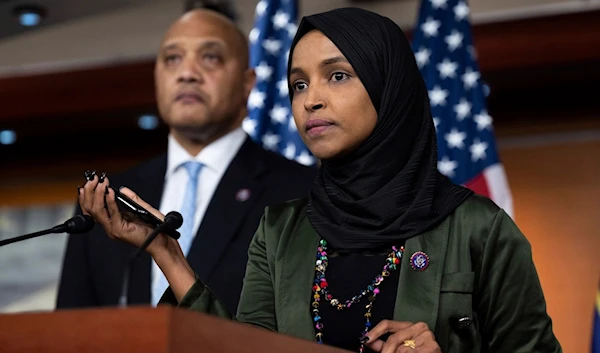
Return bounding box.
[0,306,350,353]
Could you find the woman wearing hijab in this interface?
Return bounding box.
[80,7,561,353]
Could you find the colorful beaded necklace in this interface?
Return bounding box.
[311,239,404,352]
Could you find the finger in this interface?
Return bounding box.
[81,174,99,216]
[408,322,430,339]
[394,346,415,353]
[92,177,111,225]
[414,329,435,346]
[379,323,429,353]
[381,337,411,353]
[387,337,418,353]
[105,183,123,227]
[77,186,89,216]
[367,320,413,340]
[365,320,413,349]
[120,187,164,221]
[412,330,439,353]
[367,339,385,352]
[392,333,427,353]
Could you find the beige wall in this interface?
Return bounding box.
[499,137,600,353]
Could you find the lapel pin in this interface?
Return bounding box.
[410,251,430,271]
[235,188,251,202]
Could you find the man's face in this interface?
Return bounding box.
[154,11,254,140]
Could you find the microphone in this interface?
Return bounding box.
[0,215,95,247]
[118,211,183,307]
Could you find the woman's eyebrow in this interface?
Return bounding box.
[320,56,349,68]
[289,56,349,76]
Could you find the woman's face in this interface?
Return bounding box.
[289,30,378,160]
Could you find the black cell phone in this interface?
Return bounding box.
[111,186,180,240]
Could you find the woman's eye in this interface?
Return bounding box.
[294,82,308,91]
[332,72,348,81]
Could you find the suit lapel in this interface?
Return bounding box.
[187,138,269,282]
[127,154,167,304]
[392,218,450,331]
[278,213,320,340]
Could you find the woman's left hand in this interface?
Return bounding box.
[364,320,441,353]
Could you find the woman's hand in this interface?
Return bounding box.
[79,175,196,301]
[79,175,175,258]
[365,320,441,353]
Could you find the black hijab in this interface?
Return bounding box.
[288,7,473,252]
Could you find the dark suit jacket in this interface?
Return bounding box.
[56,136,317,314]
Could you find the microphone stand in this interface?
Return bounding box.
[118,213,182,307]
[0,215,94,247]
[0,228,58,247]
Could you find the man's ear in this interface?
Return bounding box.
[243,67,257,100]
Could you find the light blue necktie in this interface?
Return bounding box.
[152,161,202,306]
[178,161,203,256]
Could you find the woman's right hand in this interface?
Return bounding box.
[79,174,196,302]
[79,174,174,258]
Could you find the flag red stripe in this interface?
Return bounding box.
[464,172,491,198]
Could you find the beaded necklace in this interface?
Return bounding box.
[311,239,404,352]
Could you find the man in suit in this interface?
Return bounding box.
[56,9,316,314]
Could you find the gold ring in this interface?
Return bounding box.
[403,339,416,349]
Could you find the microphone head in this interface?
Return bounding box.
[66,215,95,234]
[163,211,183,229]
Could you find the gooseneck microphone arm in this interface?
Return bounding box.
[0,215,95,247]
[118,211,183,307]
[0,229,58,247]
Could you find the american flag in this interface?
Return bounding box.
[243,0,315,166]
[412,0,513,216]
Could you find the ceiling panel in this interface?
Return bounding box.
[0,0,150,40]
[0,0,598,75]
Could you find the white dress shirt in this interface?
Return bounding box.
[150,127,247,305]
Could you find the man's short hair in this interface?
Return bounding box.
[183,0,237,21]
